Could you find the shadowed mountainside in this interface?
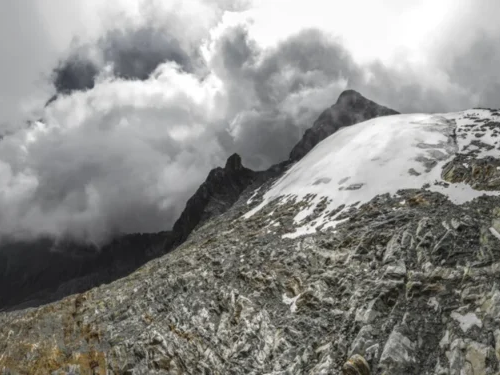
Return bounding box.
[169,153,257,246]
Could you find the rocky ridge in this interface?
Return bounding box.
[169,153,257,246]
[4,93,500,374]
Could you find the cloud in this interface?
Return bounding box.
[0,21,362,242]
[51,25,203,97]
[2,0,500,243]
[101,27,195,79]
[445,33,500,108]
[0,0,59,130]
[0,0,242,128]
[0,62,226,242]
[207,27,360,166]
[52,57,99,95]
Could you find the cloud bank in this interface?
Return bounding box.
[0,0,499,242]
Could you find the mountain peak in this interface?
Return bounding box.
[6,109,500,374]
[289,90,399,161]
[336,89,363,101]
[170,152,255,245]
[335,89,369,108]
[225,153,243,172]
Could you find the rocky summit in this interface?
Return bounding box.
[289,90,399,161]
[3,93,500,375]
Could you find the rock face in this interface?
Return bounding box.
[5,97,500,374]
[170,153,257,245]
[289,90,399,161]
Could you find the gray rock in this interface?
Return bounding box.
[349,325,376,357]
[379,329,416,372]
[385,260,407,278]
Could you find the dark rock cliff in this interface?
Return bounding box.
[0,232,172,311]
[169,153,257,246]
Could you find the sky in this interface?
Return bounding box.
[0,0,499,242]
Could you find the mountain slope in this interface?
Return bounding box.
[5,100,500,373]
[289,89,399,161]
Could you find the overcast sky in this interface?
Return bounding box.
[0,0,499,242]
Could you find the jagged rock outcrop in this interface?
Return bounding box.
[289,90,399,161]
[170,153,257,245]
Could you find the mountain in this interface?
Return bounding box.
[5,93,500,374]
[169,153,257,246]
[289,89,399,161]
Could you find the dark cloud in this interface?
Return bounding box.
[351,61,468,114]
[358,31,500,113]
[52,57,99,94]
[100,27,195,79]
[209,27,362,167]
[51,26,200,96]
[228,110,300,168]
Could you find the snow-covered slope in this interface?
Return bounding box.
[246,109,500,237]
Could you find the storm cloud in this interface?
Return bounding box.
[1,0,500,242]
[51,26,200,95]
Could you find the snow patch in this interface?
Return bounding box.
[443,109,500,158]
[489,227,500,241]
[451,311,483,333]
[282,293,301,313]
[282,217,348,239]
[245,111,500,234]
[282,226,317,239]
[246,187,261,204]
